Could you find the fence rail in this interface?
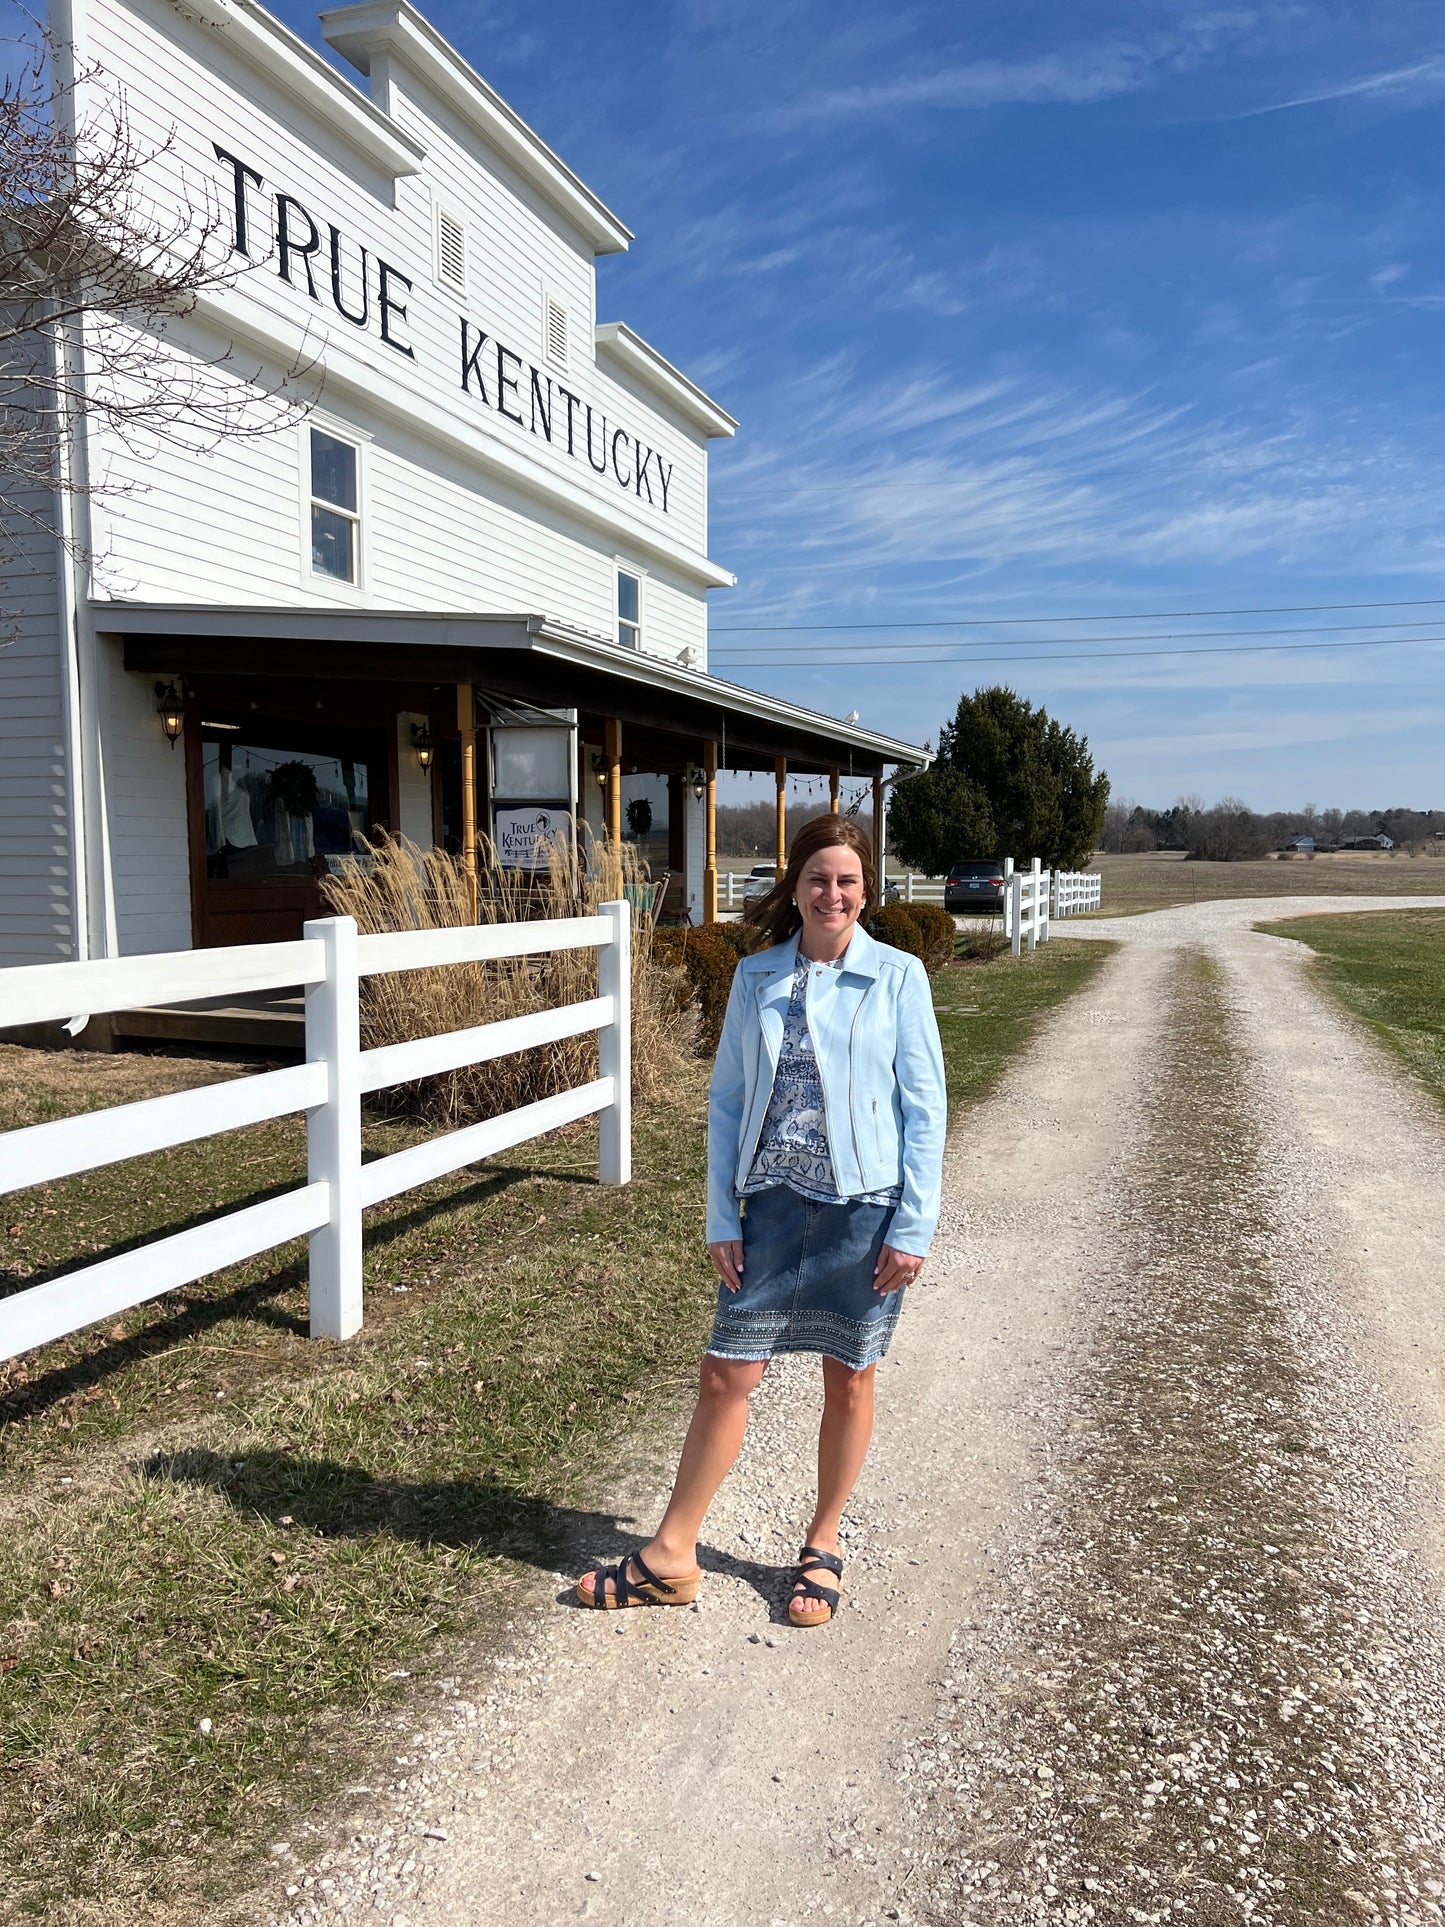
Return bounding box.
[0,906,631,1364]
[1052,870,1103,918]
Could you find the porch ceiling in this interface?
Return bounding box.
[100,603,928,777]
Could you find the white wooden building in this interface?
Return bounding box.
[4,0,925,971]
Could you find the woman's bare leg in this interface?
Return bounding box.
[579,1353,766,1602]
[793,1356,876,1619]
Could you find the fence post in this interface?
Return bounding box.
[598,898,632,1185]
[1028,859,1042,951]
[1010,872,1023,957]
[304,915,363,1341]
[905,873,915,904]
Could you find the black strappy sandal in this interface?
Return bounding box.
[575,1548,700,1610]
[788,1545,844,1627]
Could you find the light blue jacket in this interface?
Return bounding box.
[706,924,947,1258]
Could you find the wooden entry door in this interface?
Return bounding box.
[189,717,391,948]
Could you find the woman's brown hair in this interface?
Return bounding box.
[744,813,877,949]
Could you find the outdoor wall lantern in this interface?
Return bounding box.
[154,681,184,746]
[410,721,435,770]
[688,766,707,801]
[591,752,609,789]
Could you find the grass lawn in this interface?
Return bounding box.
[1255,908,1445,1112]
[1093,848,1445,917]
[0,934,1113,1923]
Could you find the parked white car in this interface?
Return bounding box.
[741,863,778,904]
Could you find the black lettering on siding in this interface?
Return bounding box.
[657,458,673,514]
[557,386,581,456]
[529,367,553,441]
[377,260,414,357]
[213,145,264,258]
[633,443,655,503]
[585,405,609,474]
[328,226,369,327]
[496,344,524,423]
[276,194,321,298]
[610,427,632,489]
[461,320,491,401]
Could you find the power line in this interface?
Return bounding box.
[709,634,1445,671]
[711,617,1445,657]
[709,595,1445,634]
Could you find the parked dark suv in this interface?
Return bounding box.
[944,859,1007,914]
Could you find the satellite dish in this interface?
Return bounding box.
[843,708,859,726]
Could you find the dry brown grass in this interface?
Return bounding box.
[319,833,690,1127]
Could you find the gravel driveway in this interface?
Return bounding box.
[260,893,1445,1927]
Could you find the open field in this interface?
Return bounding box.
[0,938,1107,1924]
[1256,907,1445,1113]
[1093,846,1445,916]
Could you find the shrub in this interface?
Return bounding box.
[319,831,689,1126]
[651,921,758,1053]
[867,901,955,974]
[867,901,925,961]
[899,902,956,974]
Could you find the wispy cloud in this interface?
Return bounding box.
[1230,56,1445,118]
[759,10,1258,132]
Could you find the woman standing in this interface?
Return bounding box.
[577,814,946,1625]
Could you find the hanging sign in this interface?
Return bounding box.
[493,805,573,870]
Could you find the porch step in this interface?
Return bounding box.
[112,990,305,1053]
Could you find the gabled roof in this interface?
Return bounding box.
[319,0,633,255]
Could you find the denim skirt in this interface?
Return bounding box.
[705,1184,904,1372]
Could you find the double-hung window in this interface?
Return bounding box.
[617,567,642,649]
[310,427,361,584]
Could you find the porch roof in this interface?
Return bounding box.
[97,602,930,776]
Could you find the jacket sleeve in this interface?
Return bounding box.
[887,954,947,1257]
[705,965,752,1244]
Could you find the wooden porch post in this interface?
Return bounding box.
[774,756,787,870]
[457,682,478,921]
[703,739,718,922]
[829,766,840,815]
[605,716,622,845]
[872,770,884,880]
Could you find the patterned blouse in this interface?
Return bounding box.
[742,952,903,1208]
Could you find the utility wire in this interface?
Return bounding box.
[709,634,1445,671]
[710,595,1445,634]
[711,617,1445,657]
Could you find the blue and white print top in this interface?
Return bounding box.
[742,952,903,1209]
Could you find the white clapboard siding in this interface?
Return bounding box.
[0,485,71,964]
[104,658,192,955]
[82,0,717,614]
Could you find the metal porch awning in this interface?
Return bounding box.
[96,602,930,775]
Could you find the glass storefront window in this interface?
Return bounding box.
[203,739,371,881]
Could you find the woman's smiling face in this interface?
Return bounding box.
[796,843,866,957]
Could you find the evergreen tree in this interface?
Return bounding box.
[889,686,1109,873]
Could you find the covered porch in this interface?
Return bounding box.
[101,604,928,952]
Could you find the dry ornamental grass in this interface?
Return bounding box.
[319,833,692,1128]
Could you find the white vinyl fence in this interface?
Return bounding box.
[1003,858,1050,956]
[1052,870,1103,918]
[0,906,631,1364]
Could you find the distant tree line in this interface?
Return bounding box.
[1100,798,1445,861]
[716,800,872,858]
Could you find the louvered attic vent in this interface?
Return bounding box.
[545,295,568,369]
[436,209,467,293]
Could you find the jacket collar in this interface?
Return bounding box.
[741,920,882,983]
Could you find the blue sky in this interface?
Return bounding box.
[269,0,1445,812]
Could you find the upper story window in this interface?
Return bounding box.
[544,291,569,370]
[310,427,360,584]
[436,207,467,295]
[617,567,642,649]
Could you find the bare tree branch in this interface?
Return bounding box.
[0,25,318,623]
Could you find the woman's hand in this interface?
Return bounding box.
[874,1244,924,1295]
[708,1240,745,1293]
